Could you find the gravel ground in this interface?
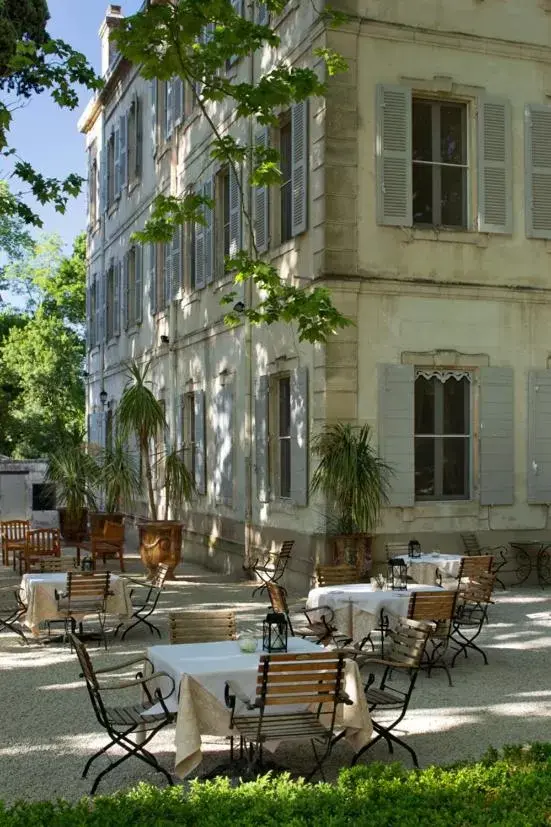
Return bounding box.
[1,554,550,806]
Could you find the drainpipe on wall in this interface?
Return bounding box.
[169,291,178,521]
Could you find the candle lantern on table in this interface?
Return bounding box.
[387,557,408,590]
[408,539,421,559]
[262,611,288,652]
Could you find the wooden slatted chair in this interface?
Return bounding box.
[316,563,359,587]
[70,633,175,795]
[266,582,351,647]
[384,542,411,559]
[352,617,432,768]
[457,555,494,584]
[407,590,458,686]
[91,521,125,572]
[450,571,497,667]
[57,571,111,649]
[460,533,509,588]
[169,609,237,644]
[251,540,294,597]
[1,520,30,569]
[39,556,77,572]
[20,528,60,575]
[0,585,28,644]
[225,650,351,780]
[115,564,169,640]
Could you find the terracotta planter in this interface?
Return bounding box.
[57,508,88,543]
[332,534,372,578]
[139,520,183,579]
[89,512,124,536]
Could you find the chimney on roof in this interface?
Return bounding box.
[99,4,124,76]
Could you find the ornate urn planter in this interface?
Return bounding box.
[139,520,183,579]
[332,533,372,579]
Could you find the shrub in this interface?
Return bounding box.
[1,744,551,826]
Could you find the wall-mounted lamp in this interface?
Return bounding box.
[160,334,170,344]
[83,371,89,378]
[99,389,108,406]
[233,300,246,314]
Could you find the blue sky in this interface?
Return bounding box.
[7,1,142,251]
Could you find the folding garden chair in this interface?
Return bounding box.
[169,608,237,643]
[316,563,359,587]
[450,570,497,667]
[71,633,176,794]
[352,617,432,768]
[251,540,294,597]
[266,582,351,647]
[460,533,510,588]
[115,563,169,640]
[225,650,351,780]
[56,571,111,649]
[0,585,28,644]
[407,589,457,687]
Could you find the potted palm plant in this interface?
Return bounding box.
[90,431,142,535]
[117,360,195,578]
[311,423,392,577]
[47,429,99,542]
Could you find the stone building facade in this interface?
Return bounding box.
[81,1,551,590]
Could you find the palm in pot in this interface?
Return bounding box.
[47,427,99,542]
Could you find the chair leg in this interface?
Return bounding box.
[119,549,125,573]
[88,724,173,795]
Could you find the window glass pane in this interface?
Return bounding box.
[440,105,465,165]
[441,165,466,228]
[415,376,435,434]
[412,163,433,225]
[443,377,469,434]
[414,438,435,497]
[412,100,433,162]
[442,437,469,497]
[279,377,291,437]
[280,439,291,498]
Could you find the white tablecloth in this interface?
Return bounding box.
[406,553,462,585]
[307,582,457,641]
[20,572,132,635]
[146,637,373,778]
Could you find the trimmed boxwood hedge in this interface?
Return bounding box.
[1,744,551,826]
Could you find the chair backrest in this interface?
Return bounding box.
[70,633,108,726]
[460,533,481,556]
[459,570,496,605]
[26,528,60,556]
[457,555,493,582]
[255,651,346,720]
[151,563,170,590]
[408,590,457,628]
[1,520,30,542]
[384,617,432,668]
[266,582,289,616]
[385,541,411,560]
[316,564,358,587]
[270,540,294,575]
[169,609,237,644]
[66,571,111,613]
[40,556,75,572]
[103,521,124,544]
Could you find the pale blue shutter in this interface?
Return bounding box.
[376,85,413,226]
[479,367,514,506]
[194,390,206,495]
[176,395,183,452]
[135,244,143,323]
[149,243,157,315]
[204,179,214,284]
[291,100,308,236]
[113,261,121,336]
[257,1,269,24]
[100,271,107,343]
[171,225,182,298]
[255,375,270,502]
[119,112,127,191]
[290,367,308,506]
[378,364,414,507]
[477,97,512,234]
[135,96,143,178]
[254,127,269,253]
[525,104,551,239]
[166,79,174,139]
[151,79,157,154]
[194,184,206,289]
[94,276,101,345]
[100,141,107,214]
[173,77,184,126]
[163,241,171,307]
[114,126,121,197]
[86,280,91,349]
[122,253,129,330]
[214,385,233,503]
[229,165,241,258]
[527,371,551,503]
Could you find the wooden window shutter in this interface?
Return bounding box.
[101,270,108,343]
[477,97,512,234]
[149,242,157,315]
[254,126,269,253]
[204,178,214,284]
[378,364,414,506]
[290,367,309,506]
[256,1,269,24]
[525,104,551,239]
[194,390,206,495]
[479,367,514,505]
[94,276,101,345]
[194,183,206,289]
[527,370,551,503]
[166,79,174,139]
[119,113,127,192]
[163,241,172,308]
[122,253,129,330]
[135,96,143,178]
[173,77,184,126]
[255,375,270,502]
[86,281,91,349]
[135,244,143,323]
[151,79,157,154]
[114,126,121,198]
[214,384,234,503]
[229,164,241,258]
[113,261,121,336]
[171,225,182,299]
[100,141,107,214]
[376,84,412,226]
[291,99,308,236]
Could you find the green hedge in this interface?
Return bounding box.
[2,744,551,826]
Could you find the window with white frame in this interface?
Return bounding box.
[414,370,471,500]
[412,99,468,229]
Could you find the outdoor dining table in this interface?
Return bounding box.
[144,636,373,778]
[19,572,132,637]
[406,553,462,586]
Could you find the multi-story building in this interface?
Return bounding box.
[81,1,551,590]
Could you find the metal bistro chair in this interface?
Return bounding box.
[460,533,510,589]
[225,650,351,781]
[19,528,60,575]
[71,633,176,795]
[450,571,497,667]
[56,571,111,650]
[352,617,432,769]
[115,563,169,640]
[407,589,458,687]
[1,520,30,569]
[251,540,294,597]
[169,609,237,644]
[0,585,29,644]
[266,582,351,647]
[316,564,359,587]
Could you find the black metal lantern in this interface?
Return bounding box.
[387,557,408,590]
[408,539,422,559]
[81,556,94,572]
[262,611,288,652]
